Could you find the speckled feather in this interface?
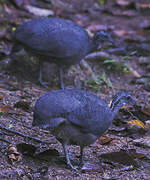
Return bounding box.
[13,17,91,65]
[33,89,113,138]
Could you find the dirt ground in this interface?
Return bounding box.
[0,0,150,179]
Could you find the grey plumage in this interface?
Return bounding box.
[33,89,135,170]
[12,17,115,89]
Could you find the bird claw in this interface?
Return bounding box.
[66,160,79,171]
[68,164,79,171]
[39,81,49,88]
[79,161,84,167]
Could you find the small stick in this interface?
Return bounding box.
[0,124,50,144]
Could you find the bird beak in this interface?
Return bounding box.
[132,100,137,109]
[121,105,127,109]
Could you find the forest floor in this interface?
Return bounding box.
[0,0,150,179]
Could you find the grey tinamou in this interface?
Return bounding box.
[32,89,136,170]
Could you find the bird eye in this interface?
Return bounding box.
[127,96,131,100]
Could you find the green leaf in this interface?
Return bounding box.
[8,124,13,129]
[0,110,4,115]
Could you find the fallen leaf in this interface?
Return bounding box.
[128,120,146,128]
[116,0,131,7]
[133,136,150,148]
[34,149,59,160]
[0,96,3,100]
[87,24,107,32]
[133,153,145,159]
[8,145,22,163]
[114,30,134,37]
[100,150,138,167]
[112,10,136,17]
[137,3,150,9]
[142,107,150,116]
[0,105,12,113]
[81,162,102,173]
[14,101,31,112]
[17,143,36,156]
[145,120,150,131]
[8,146,19,155]
[98,135,113,145]
[0,105,20,115]
[120,165,134,171]
[127,148,145,159]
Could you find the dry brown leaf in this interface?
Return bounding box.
[0,96,3,100]
[127,148,145,159]
[8,146,19,155]
[14,101,31,112]
[8,145,22,163]
[98,135,112,145]
[15,91,23,97]
[0,104,20,114]
[133,153,145,159]
[142,107,150,116]
[137,3,150,9]
[0,105,12,113]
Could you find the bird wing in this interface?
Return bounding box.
[33,89,112,136]
[34,117,66,131]
[33,90,84,128]
[68,103,112,135]
[14,18,89,58]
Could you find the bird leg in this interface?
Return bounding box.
[79,146,84,166]
[62,143,78,170]
[59,66,64,90]
[38,61,49,88]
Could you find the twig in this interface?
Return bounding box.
[0,124,50,144]
[85,51,110,61]
[80,59,98,81]
[0,138,13,144]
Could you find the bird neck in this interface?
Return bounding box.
[88,37,100,53]
[110,102,123,118]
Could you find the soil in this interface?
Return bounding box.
[0,0,150,179]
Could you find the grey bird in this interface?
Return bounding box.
[32,89,136,170]
[12,17,115,89]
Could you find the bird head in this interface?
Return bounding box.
[93,30,116,46]
[110,91,136,112]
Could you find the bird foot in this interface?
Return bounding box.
[66,160,79,171]
[79,161,84,167]
[68,164,79,171]
[39,80,49,88]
